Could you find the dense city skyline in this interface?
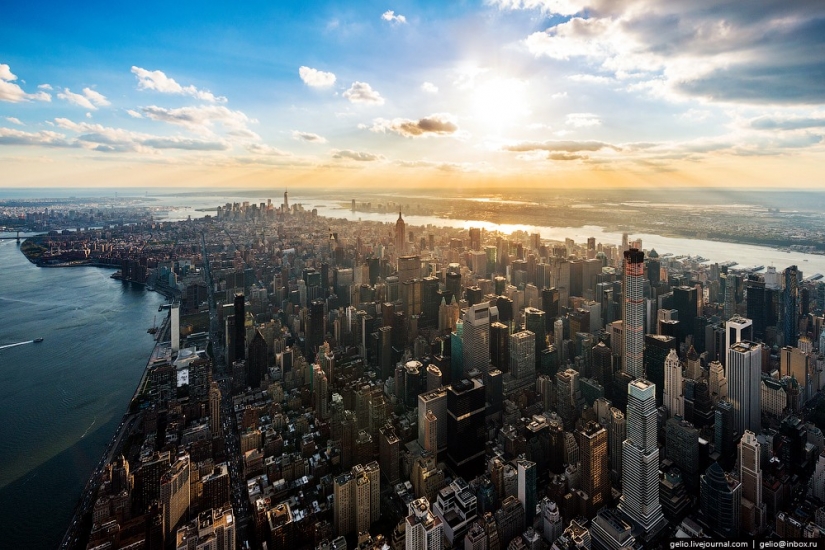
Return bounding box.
[2,0,825,189]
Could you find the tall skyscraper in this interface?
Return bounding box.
[623,249,645,379]
[446,379,486,470]
[406,497,444,550]
[517,459,538,525]
[782,265,799,345]
[663,348,683,418]
[727,341,762,437]
[619,379,666,538]
[580,421,610,513]
[246,329,267,389]
[462,303,491,375]
[510,330,535,381]
[739,430,764,535]
[233,293,246,361]
[608,406,626,487]
[209,382,221,437]
[699,462,741,538]
[395,212,407,254]
[524,307,546,362]
[171,303,180,353]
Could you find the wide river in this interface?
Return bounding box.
[0,234,164,549]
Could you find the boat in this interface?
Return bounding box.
[33,338,44,343]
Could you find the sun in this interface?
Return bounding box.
[469,77,530,134]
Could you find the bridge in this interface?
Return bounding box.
[0,231,22,243]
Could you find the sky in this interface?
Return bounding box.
[1,0,824,190]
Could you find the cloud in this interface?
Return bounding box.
[299,66,336,88]
[517,1,825,105]
[0,127,77,147]
[381,10,407,24]
[487,0,585,17]
[292,130,327,143]
[551,92,568,99]
[5,117,22,125]
[131,66,226,103]
[565,113,601,127]
[343,82,385,105]
[0,64,51,103]
[503,139,618,153]
[58,87,110,110]
[370,114,459,137]
[567,74,615,85]
[332,149,383,161]
[126,109,143,118]
[246,143,293,156]
[50,117,231,152]
[749,113,825,131]
[140,105,257,137]
[38,83,52,90]
[421,82,438,94]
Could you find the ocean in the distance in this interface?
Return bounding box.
[0,235,164,549]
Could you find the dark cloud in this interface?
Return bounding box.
[530,0,825,105]
[750,116,825,131]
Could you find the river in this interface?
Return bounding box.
[0,234,164,549]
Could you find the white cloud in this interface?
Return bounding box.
[0,127,77,147]
[487,0,585,17]
[52,117,231,152]
[5,117,23,125]
[140,105,257,137]
[292,130,327,143]
[551,91,568,99]
[299,66,337,88]
[131,66,226,103]
[127,109,143,118]
[246,143,293,156]
[421,82,439,94]
[0,64,51,103]
[370,113,459,137]
[58,88,110,110]
[567,74,615,85]
[332,149,384,161]
[82,88,110,107]
[343,82,385,105]
[381,10,407,24]
[38,83,52,90]
[565,112,601,127]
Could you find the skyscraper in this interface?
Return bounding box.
[619,379,666,538]
[209,382,221,437]
[510,330,535,382]
[623,249,645,379]
[663,348,683,418]
[406,497,444,550]
[395,212,406,254]
[246,329,267,389]
[462,302,491,375]
[524,307,546,363]
[782,265,799,345]
[517,459,538,525]
[233,293,246,361]
[580,421,610,514]
[700,462,741,539]
[446,379,486,470]
[739,430,764,535]
[727,341,762,437]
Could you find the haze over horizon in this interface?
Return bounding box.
[2,0,824,190]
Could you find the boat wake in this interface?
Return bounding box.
[80,416,97,439]
[0,340,33,350]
